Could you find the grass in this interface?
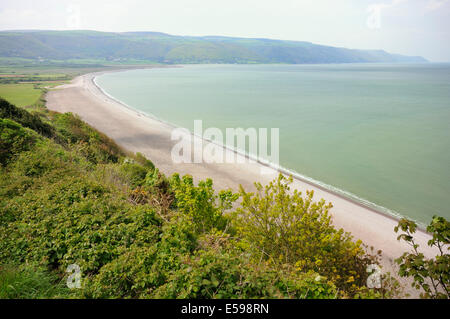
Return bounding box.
[0,83,42,107]
[0,61,150,111]
[0,57,156,75]
[0,62,111,108]
[0,264,71,299]
[0,60,158,113]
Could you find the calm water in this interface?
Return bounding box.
[96,64,450,225]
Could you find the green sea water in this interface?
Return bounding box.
[96,64,450,225]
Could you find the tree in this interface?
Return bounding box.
[233,174,380,293]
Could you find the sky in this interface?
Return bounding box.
[0,0,449,61]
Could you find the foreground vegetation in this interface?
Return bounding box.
[0,96,448,299]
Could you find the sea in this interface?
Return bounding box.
[96,63,450,225]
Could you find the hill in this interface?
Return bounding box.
[0,30,427,64]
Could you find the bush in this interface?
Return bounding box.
[233,174,380,294]
[0,118,36,166]
[0,183,162,274]
[152,233,337,299]
[170,174,238,234]
[135,152,155,170]
[395,216,449,299]
[0,98,54,138]
[52,112,123,164]
[82,213,196,298]
[119,162,150,188]
[10,143,72,179]
[82,214,337,299]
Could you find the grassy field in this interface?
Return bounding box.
[0,59,161,109]
[0,83,42,107]
[0,60,115,108]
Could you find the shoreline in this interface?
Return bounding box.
[46,67,439,296]
[90,69,412,227]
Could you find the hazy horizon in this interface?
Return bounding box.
[0,0,449,62]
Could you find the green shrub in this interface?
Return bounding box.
[233,174,380,294]
[82,213,337,299]
[153,233,337,299]
[83,213,196,298]
[7,139,72,178]
[395,216,449,299]
[118,162,150,188]
[135,152,155,170]
[0,118,36,166]
[0,98,54,138]
[0,182,162,273]
[144,168,163,187]
[170,174,238,234]
[52,112,123,164]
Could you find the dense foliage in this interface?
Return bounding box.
[233,176,381,294]
[0,98,54,138]
[0,99,416,299]
[0,263,70,299]
[0,118,36,166]
[395,216,449,299]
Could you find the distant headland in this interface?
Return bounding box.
[0,30,427,65]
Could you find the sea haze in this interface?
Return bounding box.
[96,63,450,225]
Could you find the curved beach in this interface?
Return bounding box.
[46,69,439,295]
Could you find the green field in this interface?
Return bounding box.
[0,83,42,107]
[0,60,115,108]
[0,59,159,110]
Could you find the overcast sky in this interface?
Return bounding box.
[0,0,449,61]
